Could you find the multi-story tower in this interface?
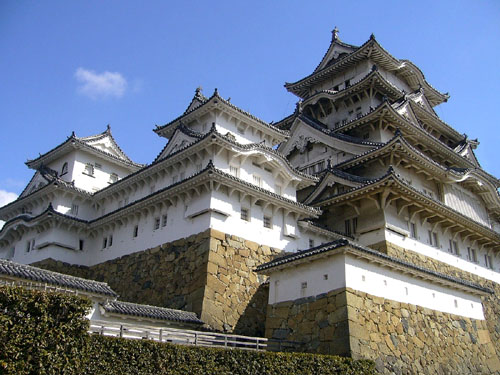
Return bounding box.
[260,29,500,374]
[278,28,500,276]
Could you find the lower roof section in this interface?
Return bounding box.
[256,239,492,296]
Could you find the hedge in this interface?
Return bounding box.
[0,285,375,375]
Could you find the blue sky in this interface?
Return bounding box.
[1,0,499,204]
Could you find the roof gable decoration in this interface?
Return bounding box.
[79,125,133,163]
[314,27,359,73]
[154,127,201,162]
[19,169,54,199]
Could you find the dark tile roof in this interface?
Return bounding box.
[155,88,289,137]
[255,240,492,294]
[101,300,203,325]
[298,114,382,146]
[0,259,117,297]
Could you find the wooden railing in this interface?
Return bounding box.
[89,320,268,351]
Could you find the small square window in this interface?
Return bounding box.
[109,173,118,183]
[241,208,249,222]
[94,163,102,169]
[308,239,315,248]
[323,274,328,280]
[84,163,94,176]
[161,214,167,227]
[263,216,272,229]
[301,282,307,289]
[154,217,160,230]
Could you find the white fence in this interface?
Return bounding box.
[89,320,268,351]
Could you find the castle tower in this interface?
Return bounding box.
[262,29,500,374]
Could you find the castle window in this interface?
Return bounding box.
[102,237,107,249]
[309,239,314,248]
[428,230,439,248]
[344,217,357,236]
[240,208,250,222]
[323,274,328,280]
[79,239,84,251]
[133,225,139,238]
[71,204,79,216]
[108,235,113,247]
[253,175,262,188]
[301,282,307,289]
[109,173,118,183]
[467,247,477,263]
[448,240,459,255]
[409,222,417,239]
[94,163,102,169]
[454,299,458,308]
[229,165,239,177]
[84,163,94,177]
[263,216,272,229]
[344,79,350,88]
[485,254,493,269]
[61,162,68,176]
[154,217,160,230]
[161,214,167,227]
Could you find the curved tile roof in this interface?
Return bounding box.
[254,239,492,295]
[101,300,203,325]
[0,259,117,297]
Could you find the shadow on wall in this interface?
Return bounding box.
[233,283,270,337]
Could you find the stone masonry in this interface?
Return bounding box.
[266,286,500,374]
[34,229,280,336]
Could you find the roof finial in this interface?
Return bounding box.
[332,26,339,41]
[370,32,376,40]
[214,87,219,96]
[71,131,75,138]
[196,86,202,93]
[106,124,111,133]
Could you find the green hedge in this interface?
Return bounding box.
[0,285,375,375]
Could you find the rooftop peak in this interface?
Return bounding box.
[331,26,339,41]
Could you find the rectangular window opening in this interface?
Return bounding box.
[240,208,249,222]
[263,216,272,229]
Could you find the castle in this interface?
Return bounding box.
[0,28,499,374]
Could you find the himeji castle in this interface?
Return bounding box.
[1,28,499,374]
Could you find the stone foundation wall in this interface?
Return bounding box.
[34,229,280,336]
[373,240,500,360]
[265,287,350,356]
[266,287,500,374]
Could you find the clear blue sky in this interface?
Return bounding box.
[1,0,499,201]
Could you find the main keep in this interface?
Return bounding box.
[1,29,499,374]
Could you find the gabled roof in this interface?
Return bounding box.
[303,167,378,205]
[254,239,492,296]
[26,126,142,171]
[153,124,204,163]
[285,33,449,106]
[313,27,358,73]
[302,67,404,108]
[101,300,203,325]
[278,113,381,157]
[0,258,117,297]
[313,167,500,246]
[154,88,289,142]
[331,101,473,169]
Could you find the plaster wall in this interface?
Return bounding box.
[268,252,485,320]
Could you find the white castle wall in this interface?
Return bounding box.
[268,252,485,320]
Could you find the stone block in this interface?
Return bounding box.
[210,228,226,241]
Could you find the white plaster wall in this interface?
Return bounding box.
[344,255,484,320]
[385,229,500,284]
[268,252,485,320]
